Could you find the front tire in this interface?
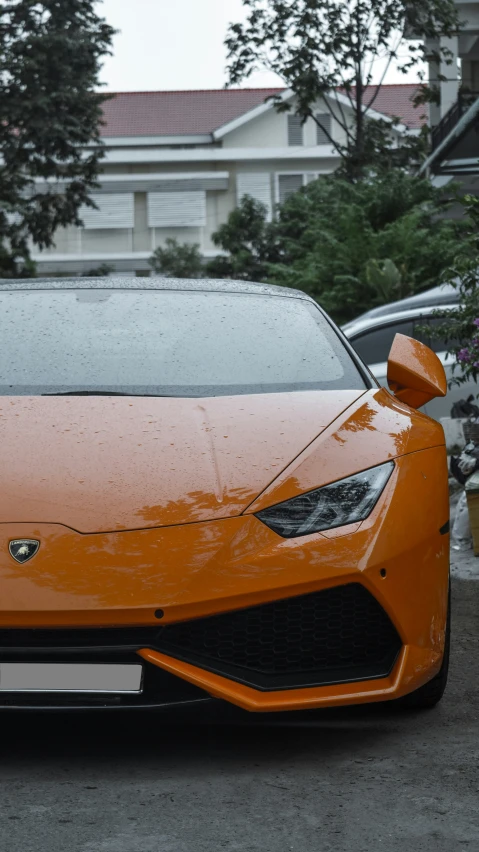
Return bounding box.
[397,582,451,710]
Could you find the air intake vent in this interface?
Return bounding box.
[157,583,402,690]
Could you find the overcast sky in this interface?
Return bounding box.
[99,0,420,93]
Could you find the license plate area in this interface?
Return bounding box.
[0,662,143,693]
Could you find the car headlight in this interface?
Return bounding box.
[255,461,394,538]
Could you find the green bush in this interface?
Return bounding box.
[206,196,279,281]
[268,172,465,322]
[149,238,204,279]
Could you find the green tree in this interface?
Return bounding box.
[226,0,459,179]
[149,238,205,278]
[268,172,465,321]
[0,0,115,276]
[207,195,279,281]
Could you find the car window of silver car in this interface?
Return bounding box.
[415,316,458,354]
[350,320,414,365]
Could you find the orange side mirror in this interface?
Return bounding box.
[387,333,447,410]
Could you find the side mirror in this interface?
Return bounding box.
[387,333,447,410]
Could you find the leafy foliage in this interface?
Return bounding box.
[226,0,459,178]
[149,238,205,279]
[209,172,466,324]
[0,0,115,276]
[364,258,402,303]
[81,264,113,277]
[206,196,279,281]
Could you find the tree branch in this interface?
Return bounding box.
[309,111,346,158]
[318,88,350,135]
[363,32,403,116]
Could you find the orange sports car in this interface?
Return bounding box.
[0,278,450,711]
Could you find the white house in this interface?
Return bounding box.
[33,85,423,276]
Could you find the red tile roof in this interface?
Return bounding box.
[100,84,424,138]
[362,84,424,129]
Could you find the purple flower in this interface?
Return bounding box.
[458,348,471,362]
[473,318,479,327]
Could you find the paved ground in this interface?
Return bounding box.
[1,556,478,852]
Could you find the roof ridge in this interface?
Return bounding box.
[364,82,419,88]
[103,87,285,97]
[103,83,419,97]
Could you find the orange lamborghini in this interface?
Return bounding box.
[0,278,450,711]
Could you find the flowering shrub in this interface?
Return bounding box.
[457,320,479,371]
[430,196,479,387]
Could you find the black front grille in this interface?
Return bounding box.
[157,583,402,690]
[0,627,161,653]
[0,584,402,693]
[0,646,210,710]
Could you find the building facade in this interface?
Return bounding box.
[421,1,479,190]
[33,86,422,276]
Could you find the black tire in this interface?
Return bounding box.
[397,581,451,710]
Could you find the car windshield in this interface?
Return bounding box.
[0,288,366,396]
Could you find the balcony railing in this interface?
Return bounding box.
[431,91,479,152]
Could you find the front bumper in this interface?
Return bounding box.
[0,447,449,710]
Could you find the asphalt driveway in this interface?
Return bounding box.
[0,567,478,852]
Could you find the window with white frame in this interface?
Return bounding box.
[147,191,206,228]
[79,194,134,229]
[287,115,303,146]
[315,113,332,145]
[237,173,272,220]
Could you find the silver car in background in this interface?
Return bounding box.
[342,285,476,421]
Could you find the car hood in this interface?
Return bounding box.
[0,391,365,533]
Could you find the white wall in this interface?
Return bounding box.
[222,98,339,149]
[40,225,82,255]
[82,229,133,254]
[222,107,288,148]
[152,226,203,250]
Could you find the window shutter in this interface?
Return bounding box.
[288,115,303,146]
[147,191,206,228]
[316,114,332,145]
[278,174,304,205]
[237,173,272,220]
[79,194,134,229]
